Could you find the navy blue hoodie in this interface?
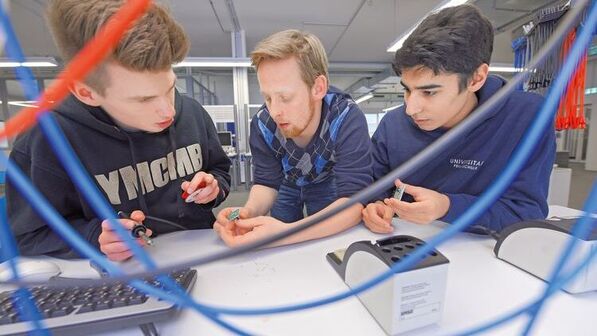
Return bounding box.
[7,91,231,258]
[250,86,373,199]
[372,75,555,233]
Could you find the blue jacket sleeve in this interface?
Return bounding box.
[441,125,555,233]
[249,117,284,190]
[333,106,373,202]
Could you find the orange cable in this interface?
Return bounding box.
[0,0,152,140]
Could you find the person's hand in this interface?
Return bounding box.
[214,207,254,236]
[214,216,287,247]
[98,210,152,261]
[181,172,219,204]
[362,201,394,233]
[384,180,450,224]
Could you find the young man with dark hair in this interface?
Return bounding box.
[7,0,231,260]
[363,4,555,234]
[214,30,372,247]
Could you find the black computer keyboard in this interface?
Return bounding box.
[0,268,197,336]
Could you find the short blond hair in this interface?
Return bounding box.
[251,30,329,89]
[47,0,189,94]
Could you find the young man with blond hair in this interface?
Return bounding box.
[214,30,372,247]
[7,0,231,260]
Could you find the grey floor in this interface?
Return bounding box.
[218,162,597,213]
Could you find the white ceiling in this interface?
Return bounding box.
[5,0,562,109]
[11,0,559,62]
[10,0,443,63]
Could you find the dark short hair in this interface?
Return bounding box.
[393,4,494,91]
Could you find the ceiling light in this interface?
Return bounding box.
[383,104,402,112]
[488,65,521,73]
[173,57,252,68]
[387,0,470,52]
[6,101,39,108]
[0,57,58,68]
[355,93,374,104]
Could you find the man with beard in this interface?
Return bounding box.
[214,30,372,247]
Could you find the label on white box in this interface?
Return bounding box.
[399,281,440,320]
[400,302,440,320]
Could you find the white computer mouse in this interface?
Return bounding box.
[0,259,62,282]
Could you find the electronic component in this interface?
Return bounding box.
[494,217,597,294]
[117,212,153,246]
[393,185,405,201]
[327,235,449,335]
[227,209,240,221]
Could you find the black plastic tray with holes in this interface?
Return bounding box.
[326,235,449,280]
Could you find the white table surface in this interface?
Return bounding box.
[4,205,597,335]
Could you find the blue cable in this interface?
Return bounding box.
[0,5,250,335]
[512,37,527,90]
[0,1,593,335]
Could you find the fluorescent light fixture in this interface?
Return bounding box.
[0,57,58,68]
[488,65,520,73]
[6,101,39,108]
[387,0,470,52]
[355,93,374,104]
[1,101,55,108]
[383,104,402,112]
[173,57,252,68]
[0,62,20,68]
[586,87,597,95]
[20,62,57,67]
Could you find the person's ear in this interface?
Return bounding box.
[468,63,489,93]
[311,75,328,100]
[70,81,102,106]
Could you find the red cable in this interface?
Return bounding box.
[0,0,152,140]
[576,54,587,129]
[556,31,574,130]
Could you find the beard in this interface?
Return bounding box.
[279,98,317,138]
